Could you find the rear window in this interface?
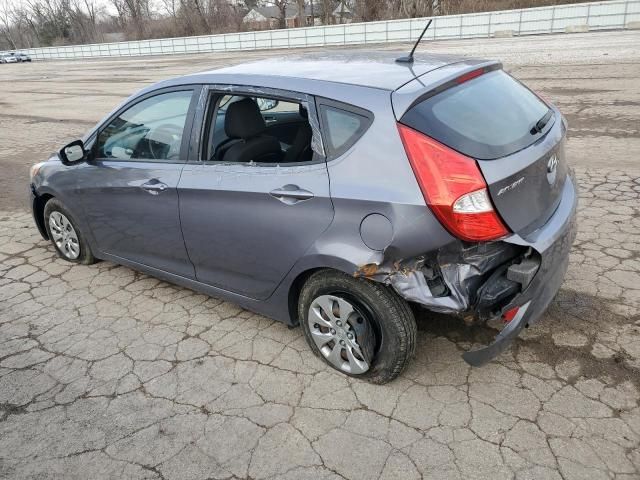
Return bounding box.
[400,70,552,160]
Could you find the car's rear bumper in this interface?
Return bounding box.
[462,172,578,365]
[354,171,578,366]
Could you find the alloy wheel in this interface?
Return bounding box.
[48,211,80,260]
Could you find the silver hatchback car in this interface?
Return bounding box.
[1,53,19,64]
[30,52,577,383]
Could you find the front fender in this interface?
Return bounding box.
[31,182,99,257]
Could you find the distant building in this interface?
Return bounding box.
[242,5,292,29]
[243,1,352,29]
[331,2,352,23]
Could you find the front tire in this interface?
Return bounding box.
[44,199,96,265]
[299,270,416,384]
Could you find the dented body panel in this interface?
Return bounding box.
[355,241,524,316]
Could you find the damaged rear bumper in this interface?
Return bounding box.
[463,300,531,366]
[462,174,578,365]
[357,174,578,366]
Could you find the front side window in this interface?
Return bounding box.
[97,90,193,162]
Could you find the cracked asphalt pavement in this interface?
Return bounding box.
[1,31,640,479]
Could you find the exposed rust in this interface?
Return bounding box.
[462,313,476,326]
[354,258,421,279]
[354,263,379,278]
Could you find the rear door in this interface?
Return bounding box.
[177,87,333,300]
[398,68,567,235]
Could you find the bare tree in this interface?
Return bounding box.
[161,0,178,18]
[271,0,288,28]
[0,0,18,49]
[186,0,210,33]
[321,0,333,25]
[0,0,593,50]
[396,0,436,19]
[111,0,150,39]
[67,0,102,43]
[160,0,180,34]
[24,0,70,44]
[208,0,244,33]
[296,0,304,26]
[354,0,381,21]
[15,7,42,47]
[438,0,464,15]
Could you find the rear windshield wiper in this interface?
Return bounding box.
[530,110,553,135]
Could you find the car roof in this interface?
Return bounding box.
[191,50,478,91]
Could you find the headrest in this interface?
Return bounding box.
[299,104,308,119]
[225,98,266,139]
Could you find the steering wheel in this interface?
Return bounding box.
[147,124,183,160]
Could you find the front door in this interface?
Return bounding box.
[77,88,198,278]
[178,89,333,300]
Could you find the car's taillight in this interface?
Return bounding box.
[397,124,509,242]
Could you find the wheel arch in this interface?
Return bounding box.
[33,193,55,240]
[284,253,378,325]
[34,188,100,255]
[287,267,326,326]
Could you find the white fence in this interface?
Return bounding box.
[6,0,640,61]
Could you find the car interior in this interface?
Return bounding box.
[206,95,313,164]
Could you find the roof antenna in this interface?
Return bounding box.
[395,19,433,64]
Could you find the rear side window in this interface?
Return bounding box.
[400,70,551,160]
[203,94,314,164]
[319,101,372,159]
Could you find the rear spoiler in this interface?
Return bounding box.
[392,60,502,119]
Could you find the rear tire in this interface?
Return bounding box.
[44,199,96,265]
[298,270,416,384]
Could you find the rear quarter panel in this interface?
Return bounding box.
[297,85,455,275]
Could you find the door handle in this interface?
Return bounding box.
[269,185,314,204]
[141,179,168,195]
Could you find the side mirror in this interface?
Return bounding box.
[59,140,88,165]
[257,98,279,111]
